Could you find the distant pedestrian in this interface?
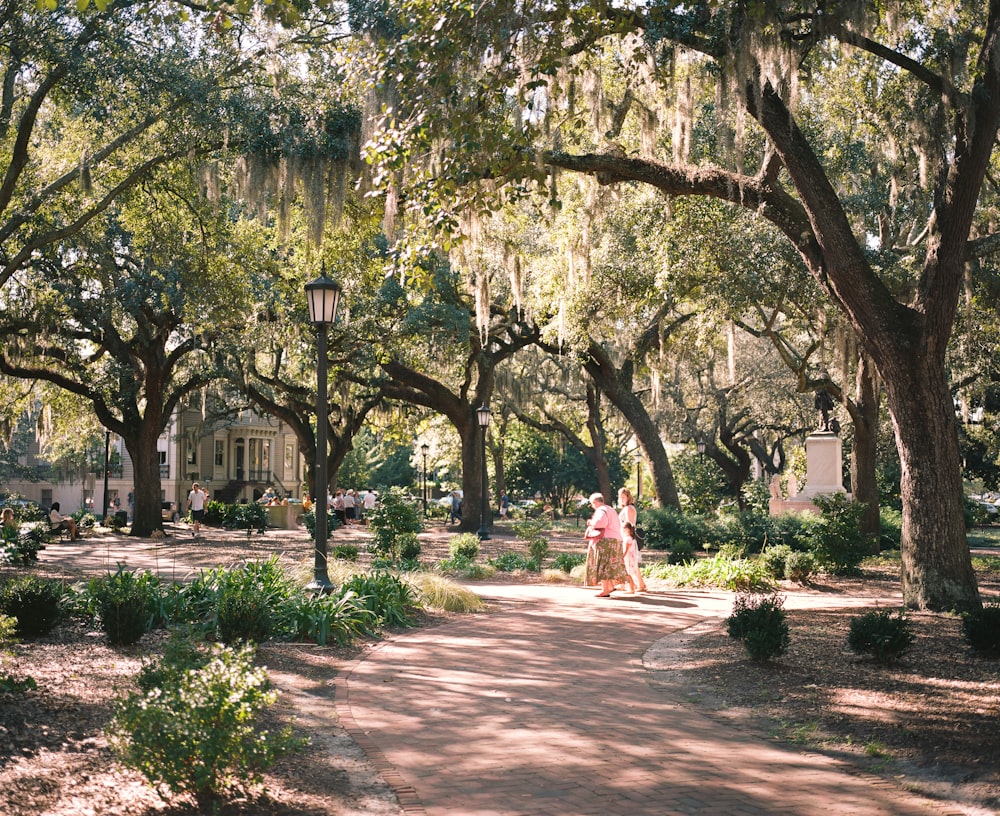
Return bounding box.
[622,522,646,593]
[187,482,207,536]
[449,491,463,525]
[499,493,509,519]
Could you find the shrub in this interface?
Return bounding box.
[215,557,294,644]
[802,493,871,575]
[726,593,790,661]
[647,552,774,592]
[489,551,537,572]
[641,506,713,551]
[282,590,377,646]
[510,518,550,565]
[368,488,423,562]
[847,609,915,662]
[961,603,1000,655]
[110,642,304,809]
[436,555,495,580]
[90,567,160,646]
[405,573,487,613]
[667,539,696,565]
[878,507,903,551]
[1,522,49,565]
[0,614,36,694]
[396,532,422,561]
[760,545,793,580]
[0,575,63,638]
[339,571,420,628]
[552,552,586,573]
[783,550,816,584]
[331,543,360,561]
[300,507,341,541]
[223,502,268,537]
[449,532,481,561]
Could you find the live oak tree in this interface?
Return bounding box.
[355,1,1000,610]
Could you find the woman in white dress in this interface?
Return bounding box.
[618,488,646,592]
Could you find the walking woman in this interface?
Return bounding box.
[584,492,628,597]
[618,488,647,592]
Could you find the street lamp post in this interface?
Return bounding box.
[697,437,706,460]
[477,405,491,540]
[102,430,111,523]
[305,270,342,593]
[420,442,429,518]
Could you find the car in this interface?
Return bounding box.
[161,500,180,522]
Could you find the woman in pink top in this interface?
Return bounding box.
[584,492,628,597]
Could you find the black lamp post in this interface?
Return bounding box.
[420,442,429,518]
[102,430,111,522]
[697,437,706,460]
[305,269,342,592]
[477,405,491,540]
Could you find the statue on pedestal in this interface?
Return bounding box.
[814,388,838,433]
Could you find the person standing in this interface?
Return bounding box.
[499,493,510,520]
[186,482,207,536]
[363,488,377,523]
[342,489,356,525]
[584,492,627,597]
[622,522,646,593]
[449,491,462,525]
[618,487,646,592]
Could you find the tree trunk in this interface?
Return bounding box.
[882,356,979,610]
[125,423,164,537]
[458,414,486,534]
[849,356,881,542]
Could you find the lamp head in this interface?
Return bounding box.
[305,267,342,326]
[476,405,490,427]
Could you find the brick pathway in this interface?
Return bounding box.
[336,583,947,816]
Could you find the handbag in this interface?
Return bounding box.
[634,524,646,550]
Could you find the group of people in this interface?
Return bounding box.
[584,487,647,598]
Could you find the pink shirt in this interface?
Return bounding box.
[588,503,622,542]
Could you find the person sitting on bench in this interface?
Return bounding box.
[49,502,79,541]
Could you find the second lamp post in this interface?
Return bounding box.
[305,270,342,592]
[420,442,429,517]
[477,405,490,540]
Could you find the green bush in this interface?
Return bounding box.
[726,593,790,661]
[223,503,268,537]
[396,531,422,561]
[647,552,774,592]
[90,567,160,646]
[331,543,360,561]
[1,522,49,564]
[878,507,903,551]
[510,518,550,564]
[961,603,1000,655]
[0,575,63,638]
[282,590,377,646]
[111,642,304,809]
[339,571,420,628]
[301,507,341,541]
[847,609,915,662]
[449,532,481,560]
[641,506,713,551]
[668,539,696,565]
[368,488,423,562]
[488,551,538,572]
[760,544,793,580]
[435,555,495,580]
[215,557,294,644]
[783,550,816,583]
[552,552,586,573]
[801,493,871,575]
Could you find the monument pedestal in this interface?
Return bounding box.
[769,432,849,515]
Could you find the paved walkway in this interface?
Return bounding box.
[336,583,950,816]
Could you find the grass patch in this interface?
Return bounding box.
[404,573,485,613]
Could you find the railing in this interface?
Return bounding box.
[159,464,170,478]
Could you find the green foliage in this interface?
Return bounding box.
[510,518,549,564]
[488,551,538,572]
[726,593,790,662]
[448,532,481,560]
[222,502,268,536]
[282,591,377,646]
[367,487,423,562]
[667,539,696,565]
[646,552,774,592]
[878,507,903,551]
[89,567,160,646]
[847,609,914,663]
[783,550,816,583]
[202,500,228,526]
[0,521,48,564]
[215,557,295,644]
[640,506,714,551]
[72,510,98,529]
[0,575,64,638]
[301,508,341,542]
[801,493,871,575]
[961,603,1000,655]
[331,543,360,561]
[111,642,304,809]
[672,449,732,513]
[435,555,495,580]
[552,552,586,573]
[339,571,420,628]
[760,544,793,580]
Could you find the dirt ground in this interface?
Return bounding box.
[0,522,997,815]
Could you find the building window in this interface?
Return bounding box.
[187,442,197,466]
[215,440,224,467]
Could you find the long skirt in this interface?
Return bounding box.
[586,538,628,586]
